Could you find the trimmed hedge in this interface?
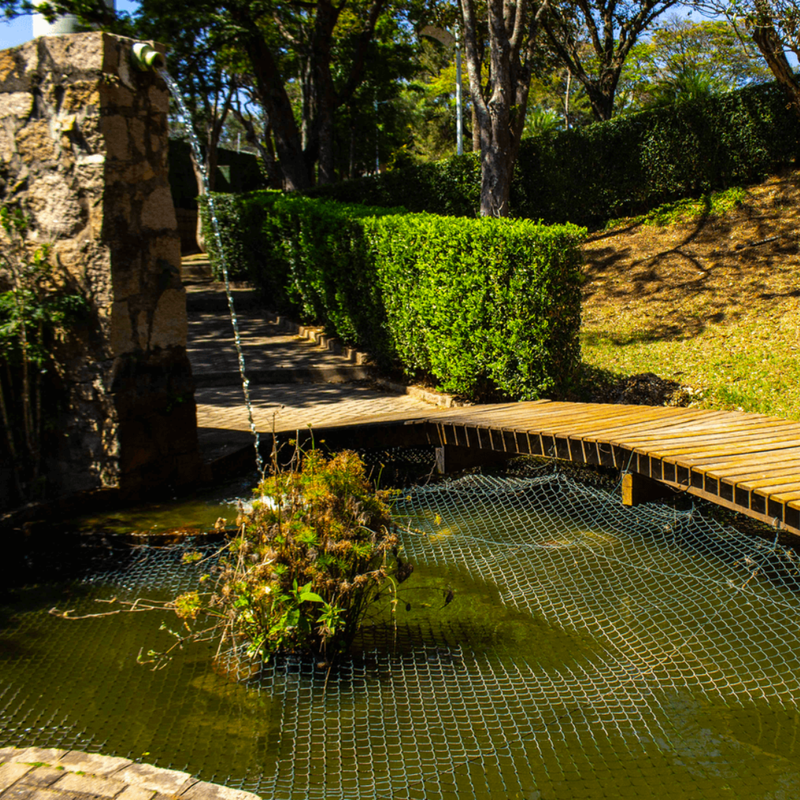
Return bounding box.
[307,81,800,226]
[201,194,585,400]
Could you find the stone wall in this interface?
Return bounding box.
[0,32,199,507]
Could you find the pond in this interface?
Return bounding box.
[3,463,800,799]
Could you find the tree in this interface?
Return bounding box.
[685,0,800,118]
[541,0,680,121]
[3,0,402,190]
[616,15,771,112]
[459,0,550,216]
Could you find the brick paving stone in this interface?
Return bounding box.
[180,782,260,800]
[0,765,33,792]
[3,753,66,768]
[51,775,125,798]
[19,769,63,789]
[0,752,235,800]
[55,757,130,779]
[111,765,194,796]
[112,787,154,800]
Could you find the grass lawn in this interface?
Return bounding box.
[579,171,800,420]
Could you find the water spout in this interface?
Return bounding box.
[158,66,264,474]
[131,42,166,72]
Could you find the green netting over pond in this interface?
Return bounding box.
[3,462,800,799]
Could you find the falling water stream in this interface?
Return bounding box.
[158,68,264,474]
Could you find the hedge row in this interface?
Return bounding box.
[306,81,800,226]
[202,194,585,400]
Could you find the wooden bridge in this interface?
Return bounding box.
[276,400,800,537]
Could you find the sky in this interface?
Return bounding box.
[0,0,140,50]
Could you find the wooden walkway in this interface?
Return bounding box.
[301,400,800,537]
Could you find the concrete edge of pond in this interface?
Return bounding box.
[0,747,262,800]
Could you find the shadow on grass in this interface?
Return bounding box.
[567,362,691,407]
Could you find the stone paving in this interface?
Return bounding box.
[0,748,258,800]
[186,284,436,463]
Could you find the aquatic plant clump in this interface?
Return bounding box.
[177,450,411,663]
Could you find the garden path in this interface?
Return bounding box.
[184,281,437,466]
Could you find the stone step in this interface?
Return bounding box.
[186,288,263,312]
[193,365,371,388]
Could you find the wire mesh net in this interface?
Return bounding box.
[3,459,800,798]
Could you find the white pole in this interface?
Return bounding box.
[375,97,380,173]
[455,25,463,156]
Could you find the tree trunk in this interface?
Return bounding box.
[751,20,800,118]
[585,84,615,121]
[479,142,513,217]
[238,18,311,191]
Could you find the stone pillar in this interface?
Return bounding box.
[0,32,199,502]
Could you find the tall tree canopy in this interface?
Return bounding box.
[4,0,416,189]
[616,15,771,111]
[690,0,800,117]
[541,0,680,120]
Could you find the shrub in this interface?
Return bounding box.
[202,193,585,400]
[366,213,585,399]
[175,450,410,663]
[306,81,800,226]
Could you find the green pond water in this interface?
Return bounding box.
[3,469,800,799]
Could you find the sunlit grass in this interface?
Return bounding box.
[581,172,800,420]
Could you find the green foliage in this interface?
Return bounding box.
[306,152,481,216]
[169,141,266,210]
[202,194,585,400]
[0,205,87,504]
[176,450,408,662]
[307,80,800,227]
[604,186,748,229]
[616,15,772,114]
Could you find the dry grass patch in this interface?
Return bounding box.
[580,170,800,419]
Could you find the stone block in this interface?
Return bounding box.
[60,82,101,114]
[150,287,188,349]
[112,764,195,796]
[0,47,25,90]
[180,782,262,800]
[27,173,86,237]
[141,185,177,231]
[0,122,17,163]
[39,32,106,75]
[0,748,21,764]
[19,768,63,788]
[53,772,126,798]
[0,91,32,118]
[148,85,169,115]
[110,301,135,355]
[102,114,129,161]
[16,120,56,164]
[0,763,33,792]
[115,786,156,800]
[3,749,66,766]
[129,118,146,155]
[57,751,132,777]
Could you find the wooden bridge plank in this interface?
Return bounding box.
[656,440,800,462]
[691,451,800,475]
[539,411,722,443]
[617,420,800,445]
[630,433,800,459]
[703,461,800,481]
